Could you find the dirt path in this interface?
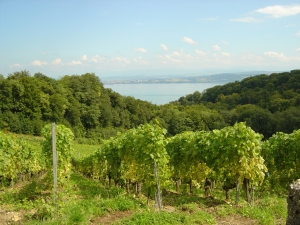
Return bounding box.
[215,214,257,225]
[0,209,24,225]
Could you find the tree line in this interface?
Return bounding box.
[175,69,300,138]
[0,69,300,140]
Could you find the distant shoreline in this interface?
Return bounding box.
[102,71,277,85]
[103,80,220,85]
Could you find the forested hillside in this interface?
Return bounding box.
[1,70,300,140]
[0,71,158,140]
[175,69,300,138]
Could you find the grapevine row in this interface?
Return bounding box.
[0,131,45,183]
[0,124,74,187]
[73,122,300,202]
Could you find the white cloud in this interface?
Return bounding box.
[182,36,197,45]
[264,51,287,60]
[297,30,300,36]
[229,17,262,23]
[52,58,63,65]
[222,41,229,45]
[160,44,168,51]
[164,50,193,64]
[132,57,148,65]
[10,63,21,68]
[212,45,221,51]
[296,48,300,52]
[165,54,179,62]
[134,47,147,53]
[195,49,206,56]
[91,55,105,63]
[221,52,230,57]
[31,60,48,66]
[81,55,87,61]
[256,5,300,18]
[67,60,83,65]
[112,57,131,64]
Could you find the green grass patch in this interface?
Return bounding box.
[113,210,187,225]
[236,194,287,225]
[0,169,288,225]
[72,143,100,159]
[114,209,215,225]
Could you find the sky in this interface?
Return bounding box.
[0,0,300,79]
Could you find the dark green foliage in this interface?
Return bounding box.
[187,70,300,110]
[175,70,300,137]
[234,105,275,139]
[1,70,300,139]
[0,71,158,139]
[274,106,300,133]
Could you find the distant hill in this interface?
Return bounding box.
[102,71,279,84]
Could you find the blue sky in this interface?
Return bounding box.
[0,0,300,79]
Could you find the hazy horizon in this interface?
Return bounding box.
[1,1,300,79]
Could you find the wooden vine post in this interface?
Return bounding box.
[154,161,162,210]
[235,174,239,205]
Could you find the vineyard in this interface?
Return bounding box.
[0,122,298,224]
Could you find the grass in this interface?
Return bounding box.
[236,194,287,224]
[5,172,142,224]
[0,135,288,224]
[12,133,100,160]
[113,210,192,225]
[72,143,100,160]
[0,171,287,225]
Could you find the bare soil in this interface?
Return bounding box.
[0,209,24,225]
[215,214,257,225]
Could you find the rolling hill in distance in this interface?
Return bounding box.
[102,71,280,85]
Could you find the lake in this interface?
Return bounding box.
[104,83,222,105]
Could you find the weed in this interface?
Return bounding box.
[0,170,288,225]
[113,210,185,225]
[66,204,87,225]
[215,204,236,217]
[180,202,199,213]
[189,210,216,224]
